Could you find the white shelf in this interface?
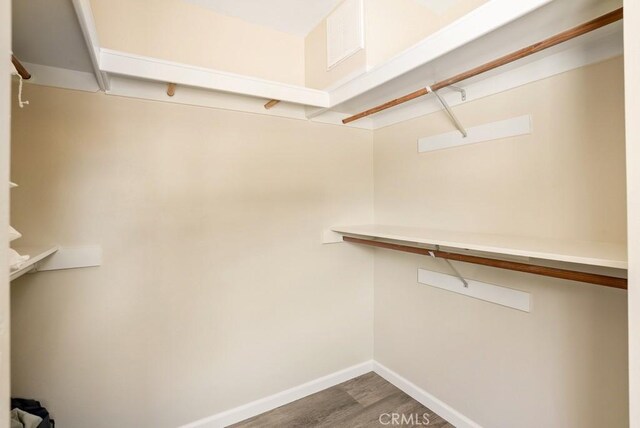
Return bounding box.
[332,225,627,269]
[65,0,622,129]
[9,246,59,281]
[329,2,623,125]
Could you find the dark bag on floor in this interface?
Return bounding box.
[11,398,55,428]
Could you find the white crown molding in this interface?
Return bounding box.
[99,49,330,108]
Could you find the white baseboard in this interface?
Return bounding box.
[179,360,480,428]
[179,361,374,428]
[373,361,482,428]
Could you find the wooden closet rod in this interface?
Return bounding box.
[342,7,623,124]
[343,236,627,289]
[11,55,31,80]
[264,99,280,109]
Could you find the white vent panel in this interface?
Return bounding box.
[326,0,364,69]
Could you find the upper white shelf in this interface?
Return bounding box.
[10,246,59,281]
[329,0,623,125]
[93,0,557,110]
[332,225,627,269]
[66,0,622,129]
[99,49,331,108]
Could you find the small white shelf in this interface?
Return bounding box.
[332,225,627,269]
[9,246,59,281]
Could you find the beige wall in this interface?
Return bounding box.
[9,85,374,427]
[364,0,487,69]
[7,42,631,428]
[1,0,11,426]
[372,57,628,427]
[90,0,305,85]
[624,0,640,425]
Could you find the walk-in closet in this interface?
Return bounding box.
[1,0,639,427]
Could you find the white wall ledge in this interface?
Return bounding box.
[99,49,330,107]
[332,224,628,269]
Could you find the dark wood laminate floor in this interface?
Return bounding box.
[229,372,454,428]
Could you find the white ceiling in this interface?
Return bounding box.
[184,0,343,36]
[12,0,94,72]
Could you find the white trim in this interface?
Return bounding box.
[100,49,330,108]
[105,76,373,130]
[36,245,102,272]
[418,115,532,153]
[321,63,368,93]
[71,0,109,90]
[322,229,345,244]
[373,361,483,428]
[107,76,310,120]
[179,361,374,428]
[178,360,482,428]
[0,0,10,422]
[305,65,368,120]
[624,0,640,425]
[21,63,99,92]
[328,0,553,107]
[417,268,531,312]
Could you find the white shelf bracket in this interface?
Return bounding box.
[427,85,467,138]
[429,246,468,288]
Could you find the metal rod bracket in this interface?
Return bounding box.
[433,245,469,287]
[429,248,469,288]
[427,86,468,138]
[449,85,466,101]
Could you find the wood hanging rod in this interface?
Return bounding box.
[11,55,31,80]
[342,7,623,124]
[264,99,280,109]
[343,236,627,289]
[167,83,176,97]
